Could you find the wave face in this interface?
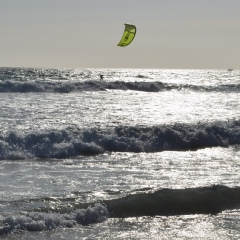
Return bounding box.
[1,120,240,160]
[104,185,240,217]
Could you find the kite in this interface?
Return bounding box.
[117,24,136,47]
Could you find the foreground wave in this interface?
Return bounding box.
[1,119,240,160]
[1,185,240,235]
[104,185,240,217]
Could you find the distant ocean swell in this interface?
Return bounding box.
[1,185,240,235]
[1,80,240,93]
[1,120,240,160]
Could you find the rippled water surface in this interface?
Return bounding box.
[0,68,240,239]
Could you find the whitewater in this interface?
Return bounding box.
[0,67,240,239]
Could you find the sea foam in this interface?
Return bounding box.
[0,203,108,235]
[1,119,240,160]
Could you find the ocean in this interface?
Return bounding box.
[0,67,240,239]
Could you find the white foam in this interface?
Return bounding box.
[0,203,108,235]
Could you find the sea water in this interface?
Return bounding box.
[0,67,240,239]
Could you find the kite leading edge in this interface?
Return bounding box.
[117,24,136,47]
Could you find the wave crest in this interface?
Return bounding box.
[104,185,240,217]
[1,120,240,160]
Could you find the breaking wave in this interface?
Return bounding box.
[1,185,240,235]
[0,80,167,93]
[1,79,240,93]
[0,204,108,235]
[1,119,240,160]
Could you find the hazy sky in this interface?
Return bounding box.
[1,0,239,69]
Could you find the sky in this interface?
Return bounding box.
[1,0,240,69]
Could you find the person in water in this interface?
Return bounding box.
[100,74,104,81]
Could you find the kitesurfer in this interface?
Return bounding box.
[100,74,104,81]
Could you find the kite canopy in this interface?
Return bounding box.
[117,24,136,47]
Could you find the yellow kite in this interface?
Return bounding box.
[117,24,137,47]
